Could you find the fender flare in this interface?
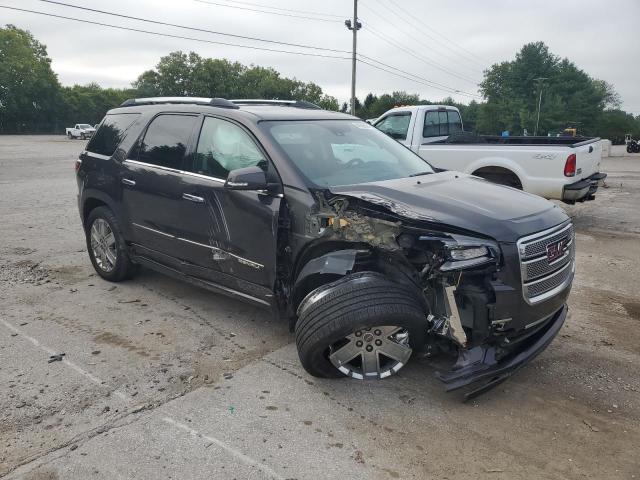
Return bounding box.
[291,249,360,309]
[465,157,527,190]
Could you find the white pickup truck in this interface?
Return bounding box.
[66,124,96,140]
[373,105,606,203]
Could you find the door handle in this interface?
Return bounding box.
[182,193,205,204]
[122,178,136,186]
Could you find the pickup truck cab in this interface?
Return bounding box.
[76,97,576,398]
[66,124,96,140]
[374,105,606,203]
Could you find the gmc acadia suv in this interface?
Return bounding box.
[76,97,575,398]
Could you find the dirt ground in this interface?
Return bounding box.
[0,136,638,479]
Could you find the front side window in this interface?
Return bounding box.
[374,113,411,140]
[138,114,198,169]
[190,117,266,179]
[86,113,139,156]
[262,120,433,188]
[423,110,463,137]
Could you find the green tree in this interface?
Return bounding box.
[0,25,63,133]
[479,42,618,136]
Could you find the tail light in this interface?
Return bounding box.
[75,159,82,173]
[564,154,576,177]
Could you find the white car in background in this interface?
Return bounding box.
[66,124,96,140]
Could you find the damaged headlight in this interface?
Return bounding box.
[448,246,489,261]
[419,233,499,272]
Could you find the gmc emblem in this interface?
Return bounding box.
[546,238,569,263]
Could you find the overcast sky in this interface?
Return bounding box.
[3,0,639,113]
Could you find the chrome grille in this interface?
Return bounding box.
[517,223,575,304]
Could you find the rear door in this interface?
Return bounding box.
[178,115,281,296]
[121,113,199,267]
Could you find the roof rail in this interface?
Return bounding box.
[119,97,239,109]
[230,99,321,110]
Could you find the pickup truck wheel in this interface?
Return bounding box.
[295,273,426,379]
[80,133,86,140]
[85,206,136,282]
[67,132,72,139]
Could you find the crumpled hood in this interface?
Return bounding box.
[329,171,569,242]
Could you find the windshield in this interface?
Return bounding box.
[78,124,92,129]
[261,120,433,187]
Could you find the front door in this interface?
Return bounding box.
[121,113,199,267]
[178,115,281,298]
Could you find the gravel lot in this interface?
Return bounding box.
[1,136,638,480]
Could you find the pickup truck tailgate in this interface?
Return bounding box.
[574,139,602,179]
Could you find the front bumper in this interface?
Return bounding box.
[562,172,607,203]
[435,303,567,400]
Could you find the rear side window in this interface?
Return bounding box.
[423,110,462,137]
[189,117,267,179]
[375,113,411,140]
[138,114,198,169]
[86,113,139,156]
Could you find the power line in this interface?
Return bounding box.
[0,5,352,60]
[386,0,490,65]
[192,0,340,23]
[357,58,478,99]
[36,0,349,53]
[357,55,481,99]
[361,1,485,72]
[361,22,480,85]
[222,0,343,19]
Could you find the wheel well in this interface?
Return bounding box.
[472,166,522,189]
[83,198,108,225]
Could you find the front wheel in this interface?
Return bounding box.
[85,206,137,282]
[295,272,426,379]
[67,132,73,139]
[80,133,86,140]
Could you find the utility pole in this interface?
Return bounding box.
[534,77,548,136]
[345,0,361,116]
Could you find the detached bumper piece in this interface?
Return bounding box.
[562,172,607,203]
[435,304,567,401]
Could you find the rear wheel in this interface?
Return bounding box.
[295,273,426,379]
[85,206,136,282]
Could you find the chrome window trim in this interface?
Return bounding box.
[124,159,226,183]
[84,151,111,160]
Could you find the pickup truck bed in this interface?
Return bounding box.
[373,105,606,203]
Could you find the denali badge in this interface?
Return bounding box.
[546,238,569,263]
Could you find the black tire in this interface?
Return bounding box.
[295,272,427,378]
[81,133,86,140]
[627,144,634,154]
[67,132,72,139]
[85,206,137,282]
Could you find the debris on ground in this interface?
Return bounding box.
[48,353,65,363]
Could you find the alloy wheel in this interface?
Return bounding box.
[90,218,117,272]
[328,326,412,379]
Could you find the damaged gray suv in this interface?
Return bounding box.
[76,98,574,398]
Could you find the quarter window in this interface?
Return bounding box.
[138,114,198,169]
[86,113,139,157]
[189,117,267,179]
[423,110,463,137]
[375,113,411,140]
